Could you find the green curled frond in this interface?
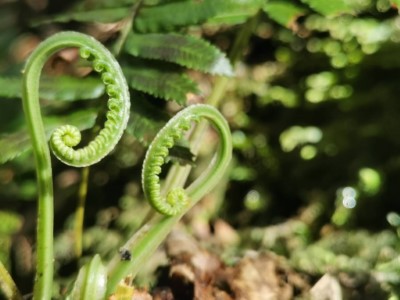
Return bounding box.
[142,104,232,216]
[23,31,130,168]
[21,32,130,299]
[165,188,188,216]
[142,110,196,216]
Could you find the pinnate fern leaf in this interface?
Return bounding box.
[0,76,104,101]
[207,0,264,25]
[0,109,97,164]
[134,0,226,32]
[123,64,198,105]
[33,7,130,25]
[126,92,167,145]
[125,33,233,76]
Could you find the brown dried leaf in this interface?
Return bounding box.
[165,230,231,300]
[226,251,310,300]
[163,230,309,300]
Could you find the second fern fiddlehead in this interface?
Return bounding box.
[22,31,130,299]
[107,104,231,293]
[142,104,232,216]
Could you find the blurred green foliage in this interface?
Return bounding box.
[1,0,400,298]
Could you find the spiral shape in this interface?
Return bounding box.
[107,104,232,294]
[142,111,197,216]
[22,32,130,168]
[142,104,232,216]
[48,42,130,167]
[21,32,130,299]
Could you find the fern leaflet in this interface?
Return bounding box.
[125,33,233,76]
[124,64,197,105]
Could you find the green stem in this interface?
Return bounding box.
[74,167,90,258]
[228,13,260,64]
[22,31,130,299]
[113,0,144,56]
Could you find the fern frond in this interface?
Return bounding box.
[33,8,129,25]
[0,109,97,164]
[123,64,198,105]
[125,33,233,76]
[126,93,168,145]
[0,76,104,101]
[134,0,226,32]
[41,77,105,101]
[207,0,264,25]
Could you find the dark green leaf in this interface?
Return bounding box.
[127,92,168,145]
[301,0,354,16]
[40,76,105,101]
[0,109,97,164]
[0,76,104,101]
[263,1,306,29]
[33,7,130,25]
[124,63,198,105]
[125,33,233,76]
[207,0,264,25]
[167,144,196,166]
[135,0,226,32]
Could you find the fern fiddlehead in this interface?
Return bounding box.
[142,104,231,216]
[22,31,130,299]
[142,108,195,216]
[107,104,231,293]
